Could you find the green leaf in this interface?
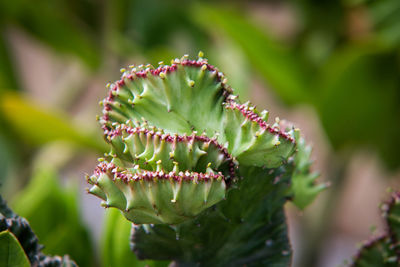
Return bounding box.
[0,32,19,91]
[12,168,95,267]
[102,209,144,267]
[0,0,101,69]
[0,93,106,153]
[192,3,309,104]
[102,209,170,267]
[368,0,400,46]
[0,231,30,267]
[317,44,400,169]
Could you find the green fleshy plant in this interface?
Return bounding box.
[87,53,327,265]
[349,191,400,266]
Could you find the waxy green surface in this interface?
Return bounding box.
[88,54,303,225]
[87,54,325,265]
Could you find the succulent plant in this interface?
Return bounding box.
[350,191,400,266]
[87,53,326,265]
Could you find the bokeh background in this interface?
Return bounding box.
[0,0,399,266]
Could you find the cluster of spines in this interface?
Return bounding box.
[90,161,224,184]
[382,191,400,259]
[99,53,233,129]
[99,52,295,147]
[224,98,295,144]
[104,123,236,178]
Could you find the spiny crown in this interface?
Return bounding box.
[87,53,299,224]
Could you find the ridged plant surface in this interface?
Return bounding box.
[87,54,325,266]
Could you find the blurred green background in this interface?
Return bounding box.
[0,0,399,266]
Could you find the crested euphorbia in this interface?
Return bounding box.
[87,53,325,265]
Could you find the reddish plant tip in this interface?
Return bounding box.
[93,161,225,183]
[105,124,236,179]
[100,59,234,127]
[225,100,295,143]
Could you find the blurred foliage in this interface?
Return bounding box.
[102,209,170,267]
[193,4,311,104]
[0,93,106,152]
[0,0,101,69]
[193,1,400,170]
[0,0,398,265]
[11,168,95,267]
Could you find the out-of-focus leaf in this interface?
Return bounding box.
[0,231,30,267]
[124,0,206,49]
[210,38,252,100]
[12,168,95,267]
[102,209,169,267]
[368,0,400,46]
[192,3,310,104]
[0,0,100,69]
[0,93,106,153]
[317,43,400,169]
[0,132,17,189]
[0,32,19,91]
[102,209,143,267]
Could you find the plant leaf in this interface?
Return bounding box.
[0,231,30,267]
[317,44,400,169]
[12,168,95,267]
[192,3,310,104]
[102,209,170,267]
[0,93,106,153]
